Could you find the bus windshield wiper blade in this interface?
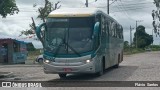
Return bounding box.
[52,42,64,60]
[53,39,81,59]
[63,41,81,57]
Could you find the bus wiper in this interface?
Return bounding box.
[53,39,81,60]
[63,41,81,57]
[52,42,64,60]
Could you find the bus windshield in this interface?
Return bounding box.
[45,17,94,55]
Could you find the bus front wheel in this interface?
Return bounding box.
[58,74,67,79]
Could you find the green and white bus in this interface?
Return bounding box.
[36,8,124,78]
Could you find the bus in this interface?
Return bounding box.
[36,8,124,78]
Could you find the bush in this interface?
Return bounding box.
[27,49,41,60]
[150,45,160,51]
[27,43,36,51]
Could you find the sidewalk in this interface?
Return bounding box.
[0,59,42,68]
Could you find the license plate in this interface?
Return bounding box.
[63,68,72,72]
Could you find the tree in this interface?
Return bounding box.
[124,41,129,49]
[36,0,61,22]
[0,0,19,18]
[27,42,36,51]
[19,0,61,36]
[133,25,153,48]
[19,0,61,47]
[152,0,160,37]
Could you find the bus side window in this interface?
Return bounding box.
[109,21,112,36]
[111,22,115,37]
[121,27,124,39]
[114,24,117,38]
[101,16,105,34]
[94,14,101,50]
[118,25,123,39]
[117,25,119,39]
[105,21,109,36]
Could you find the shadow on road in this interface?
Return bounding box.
[96,65,138,81]
[48,65,138,81]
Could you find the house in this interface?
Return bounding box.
[0,38,27,64]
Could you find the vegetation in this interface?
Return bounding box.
[124,42,160,55]
[133,25,153,48]
[152,0,160,36]
[123,25,154,55]
[124,47,145,55]
[150,45,160,51]
[0,0,19,18]
[26,43,36,51]
[27,49,41,61]
[19,0,61,47]
[124,41,129,49]
[20,0,61,36]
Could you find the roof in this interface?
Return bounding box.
[0,38,27,44]
[48,8,101,17]
[14,40,27,44]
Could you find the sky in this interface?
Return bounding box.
[0,0,159,48]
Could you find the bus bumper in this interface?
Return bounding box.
[43,61,96,74]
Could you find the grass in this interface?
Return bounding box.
[27,49,41,61]
[124,46,160,55]
[124,48,145,55]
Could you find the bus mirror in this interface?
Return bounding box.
[36,23,46,46]
[93,22,100,38]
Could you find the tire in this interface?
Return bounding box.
[58,74,67,79]
[38,58,43,64]
[121,52,123,62]
[114,64,119,68]
[114,54,120,68]
[21,62,25,64]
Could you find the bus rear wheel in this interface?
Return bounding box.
[114,54,120,68]
[114,64,119,68]
[58,74,67,79]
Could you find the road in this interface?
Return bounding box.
[0,51,160,90]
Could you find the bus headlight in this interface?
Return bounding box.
[86,60,91,63]
[44,60,50,63]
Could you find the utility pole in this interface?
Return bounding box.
[107,0,109,14]
[130,26,134,47]
[136,21,137,49]
[130,26,134,52]
[152,29,154,45]
[85,0,88,7]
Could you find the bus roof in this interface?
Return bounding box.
[48,8,101,17]
[48,8,121,26]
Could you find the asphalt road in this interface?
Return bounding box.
[0,51,160,90]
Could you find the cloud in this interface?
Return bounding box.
[1,0,159,48]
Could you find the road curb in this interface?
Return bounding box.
[0,65,42,68]
[0,72,13,78]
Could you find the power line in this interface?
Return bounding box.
[120,0,153,3]
[109,0,117,5]
[114,4,153,9]
[113,1,134,21]
[116,1,135,21]
[111,6,153,13]
[98,2,153,8]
